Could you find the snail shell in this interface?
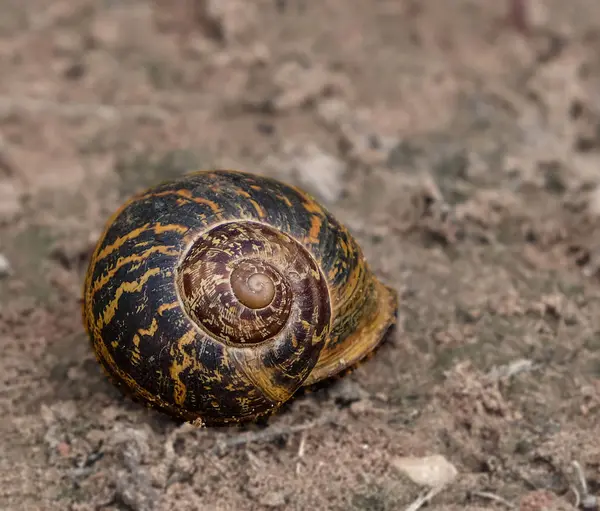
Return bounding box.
[83,170,397,425]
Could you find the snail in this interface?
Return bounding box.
[82,170,397,426]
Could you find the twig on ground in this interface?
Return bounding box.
[471,490,516,509]
[486,358,536,382]
[571,484,581,509]
[0,382,38,394]
[405,485,446,511]
[211,415,335,455]
[572,461,598,510]
[0,96,172,122]
[295,431,308,475]
[574,461,589,496]
[245,450,265,470]
[297,431,307,458]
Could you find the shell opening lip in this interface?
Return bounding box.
[230,267,276,309]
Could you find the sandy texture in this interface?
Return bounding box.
[2,1,600,510]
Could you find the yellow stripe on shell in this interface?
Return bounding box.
[91,245,179,294]
[98,267,161,328]
[94,223,188,263]
[136,189,223,216]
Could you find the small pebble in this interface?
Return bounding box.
[266,141,347,204]
[197,0,257,43]
[271,61,349,112]
[392,454,458,488]
[259,490,287,508]
[330,379,369,406]
[582,495,598,511]
[0,253,11,277]
[56,441,71,457]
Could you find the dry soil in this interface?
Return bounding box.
[2,1,600,510]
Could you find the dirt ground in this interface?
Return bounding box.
[3,1,600,510]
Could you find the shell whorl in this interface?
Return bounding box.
[176,220,328,346]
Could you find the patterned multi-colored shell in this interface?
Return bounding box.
[82,170,397,426]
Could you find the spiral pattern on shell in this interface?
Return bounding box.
[83,170,397,425]
[177,221,328,347]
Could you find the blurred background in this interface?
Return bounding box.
[2,1,600,510]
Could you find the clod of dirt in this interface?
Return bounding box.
[264,140,347,204]
[455,189,522,229]
[270,60,352,112]
[49,228,100,272]
[427,361,516,473]
[115,471,160,511]
[257,490,287,508]
[195,0,258,44]
[107,426,162,511]
[317,98,399,166]
[328,378,370,407]
[40,401,79,463]
[244,61,353,114]
[246,473,291,509]
[519,489,576,511]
